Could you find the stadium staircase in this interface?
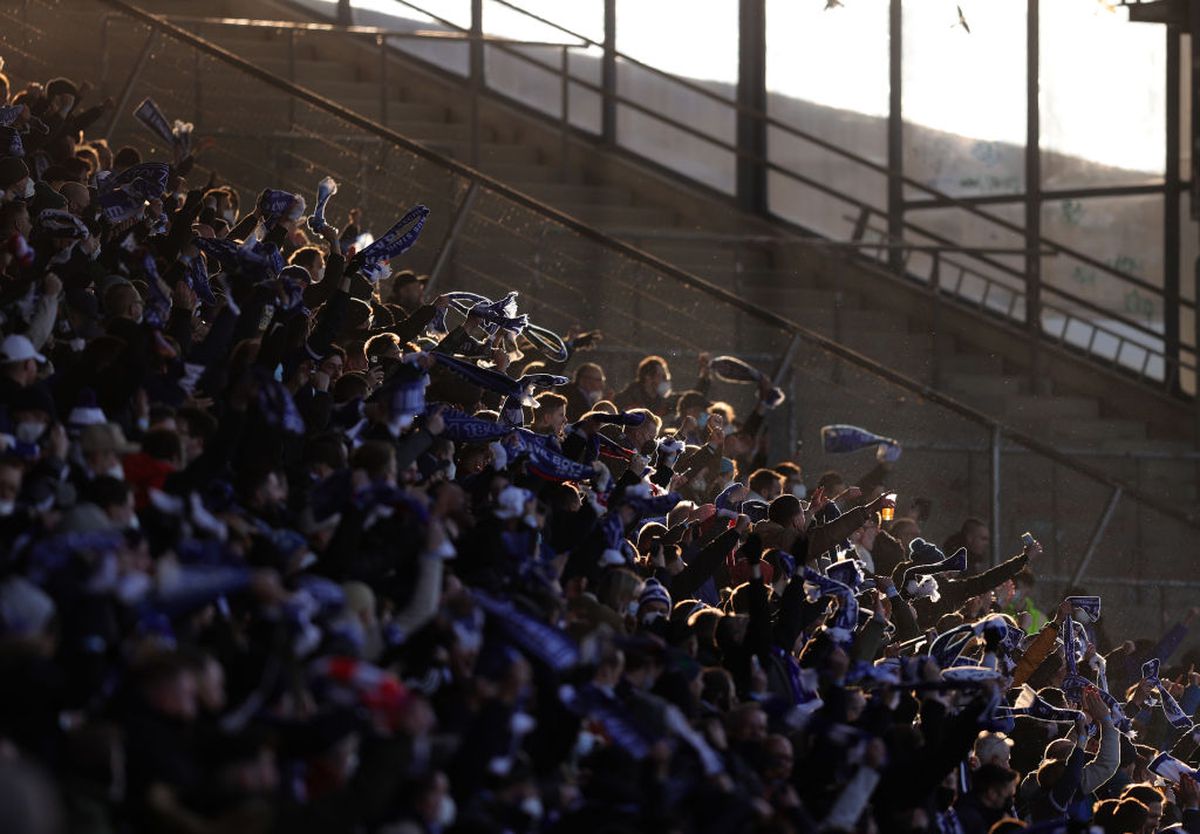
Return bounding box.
[11,0,1200,637]
[156,1,1199,465]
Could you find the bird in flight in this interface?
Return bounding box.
[955,5,971,33]
[825,0,843,9]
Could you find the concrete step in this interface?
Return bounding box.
[422,141,543,165]
[941,372,1030,399]
[1041,418,1147,443]
[1003,394,1100,421]
[477,162,565,183]
[554,202,678,228]
[515,183,634,206]
[938,353,1005,376]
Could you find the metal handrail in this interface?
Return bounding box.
[854,218,1192,385]
[133,6,1188,393]
[471,0,1185,313]
[356,0,1191,394]
[89,0,1200,531]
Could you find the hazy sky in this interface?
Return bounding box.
[315,0,1167,175]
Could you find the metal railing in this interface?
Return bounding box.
[8,0,1200,636]
[70,0,1195,527]
[353,0,1193,396]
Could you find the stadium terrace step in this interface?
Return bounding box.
[941,372,1031,400]
[1002,395,1100,422]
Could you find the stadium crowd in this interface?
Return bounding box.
[3,68,1200,834]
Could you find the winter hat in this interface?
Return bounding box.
[494,485,533,521]
[67,388,108,434]
[637,578,671,619]
[0,156,27,190]
[907,537,945,565]
[45,77,78,101]
[0,576,56,637]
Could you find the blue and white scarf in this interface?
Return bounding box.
[801,567,858,642]
[1143,657,1193,729]
[710,355,785,409]
[472,589,579,672]
[431,352,566,407]
[353,204,429,282]
[998,684,1084,723]
[307,176,337,235]
[820,424,902,463]
[133,98,191,156]
[434,407,513,443]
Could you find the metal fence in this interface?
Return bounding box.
[4,0,1199,644]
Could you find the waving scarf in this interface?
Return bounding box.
[820,424,902,463]
[710,354,785,408]
[1143,657,1193,730]
[307,176,338,235]
[801,567,858,642]
[352,204,429,282]
[472,589,579,672]
[431,352,566,407]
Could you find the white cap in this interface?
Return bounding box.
[0,334,46,364]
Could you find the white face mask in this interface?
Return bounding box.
[222,208,237,224]
[522,512,540,530]
[692,477,707,493]
[656,380,671,398]
[519,796,543,822]
[443,461,456,480]
[626,600,639,617]
[105,464,125,481]
[115,571,152,604]
[434,794,456,829]
[21,178,34,199]
[0,499,14,517]
[585,388,602,405]
[15,421,46,444]
[791,483,807,499]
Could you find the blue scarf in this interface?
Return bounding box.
[801,567,858,640]
[1143,657,1193,729]
[103,162,169,197]
[0,105,23,127]
[434,407,513,443]
[430,290,569,362]
[431,352,566,407]
[710,355,785,408]
[0,125,22,157]
[254,368,306,434]
[257,188,305,229]
[509,430,596,482]
[562,684,654,759]
[140,252,170,330]
[186,254,217,305]
[1066,595,1101,622]
[99,188,142,225]
[472,589,579,671]
[307,176,337,235]
[353,204,429,278]
[820,424,901,462]
[133,98,190,156]
[999,684,1084,723]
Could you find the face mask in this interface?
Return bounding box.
[105,464,125,481]
[696,412,709,429]
[21,178,34,199]
[519,796,543,822]
[692,477,707,493]
[639,611,664,626]
[626,600,639,617]
[791,483,807,499]
[585,388,602,405]
[15,421,45,444]
[222,208,237,224]
[435,795,456,829]
[444,461,456,480]
[0,499,14,517]
[656,380,671,398]
[115,571,152,604]
[58,95,75,116]
[522,512,540,530]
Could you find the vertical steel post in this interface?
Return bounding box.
[378,34,389,127]
[105,28,158,142]
[1069,487,1123,587]
[1165,27,1181,393]
[427,182,481,293]
[887,0,903,272]
[601,0,616,144]
[736,0,768,214]
[990,424,1002,567]
[469,0,483,167]
[560,46,570,182]
[1025,0,1043,391]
